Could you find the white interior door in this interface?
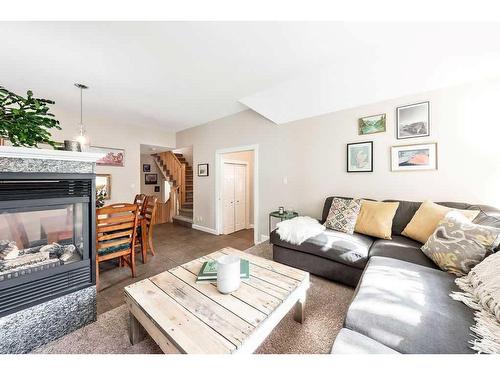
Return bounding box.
[234,164,246,232]
[222,163,235,234]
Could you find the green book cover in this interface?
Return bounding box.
[196,259,250,282]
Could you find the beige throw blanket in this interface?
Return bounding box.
[451,251,500,353]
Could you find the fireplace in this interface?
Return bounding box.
[0,146,101,353]
[0,174,95,318]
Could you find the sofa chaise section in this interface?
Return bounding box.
[331,329,399,354]
[343,256,476,354]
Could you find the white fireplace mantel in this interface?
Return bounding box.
[0,146,104,163]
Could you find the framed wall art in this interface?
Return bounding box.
[89,146,125,167]
[358,113,386,135]
[347,141,373,172]
[198,163,209,177]
[396,101,430,139]
[391,142,437,172]
[144,173,158,185]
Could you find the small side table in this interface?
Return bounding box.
[269,211,299,238]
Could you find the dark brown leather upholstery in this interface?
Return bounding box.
[273,195,500,286]
[270,229,373,270]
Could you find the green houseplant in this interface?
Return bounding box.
[0,86,61,148]
[96,188,106,208]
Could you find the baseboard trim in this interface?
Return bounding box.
[247,224,254,229]
[192,224,218,235]
[257,235,269,244]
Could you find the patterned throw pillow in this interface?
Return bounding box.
[421,211,500,276]
[324,197,362,234]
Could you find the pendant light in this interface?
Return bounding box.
[74,83,89,151]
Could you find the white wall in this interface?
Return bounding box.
[222,150,255,226]
[176,78,500,241]
[173,146,193,167]
[140,154,166,201]
[50,111,176,204]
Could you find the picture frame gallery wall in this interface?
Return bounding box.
[347,101,435,173]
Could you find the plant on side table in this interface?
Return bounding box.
[0,85,61,147]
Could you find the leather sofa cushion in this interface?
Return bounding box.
[270,228,373,270]
[384,199,421,235]
[344,256,475,354]
[331,328,399,354]
[368,235,439,269]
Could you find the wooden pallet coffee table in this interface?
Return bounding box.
[124,247,310,354]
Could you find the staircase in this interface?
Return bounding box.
[153,151,193,227]
[172,153,193,227]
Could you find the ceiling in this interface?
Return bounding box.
[140,144,172,154]
[1,22,500,132]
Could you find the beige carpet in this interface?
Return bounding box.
[34,243,354,354]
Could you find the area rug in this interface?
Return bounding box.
[34,243,354,354]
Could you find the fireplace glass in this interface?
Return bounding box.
[0,203,85,282]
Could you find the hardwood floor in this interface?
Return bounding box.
[97,223,254,315]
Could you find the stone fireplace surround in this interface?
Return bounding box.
[0,146,102,353]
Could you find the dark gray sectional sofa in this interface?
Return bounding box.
[270,196,500,354]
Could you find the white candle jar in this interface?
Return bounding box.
[216,255,241,294]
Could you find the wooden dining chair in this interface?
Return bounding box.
[135,195,158,263]
[142,195,158,256]
[133,194,146,212]
[96,203,140,290]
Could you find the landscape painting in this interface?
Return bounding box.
[358,113,386,135]
[391,143,437,171]
[347,141,373,172]
[398,149,429,166]
[89,146,125,167]
[396,101,430,139]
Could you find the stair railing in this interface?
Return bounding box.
[156,151,186,214]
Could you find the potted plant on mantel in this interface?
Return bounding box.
[0,86,61,148]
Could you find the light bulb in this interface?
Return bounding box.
[75,133,89,151]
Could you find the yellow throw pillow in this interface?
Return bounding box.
[354,200,400,239]
[402,200,480,243]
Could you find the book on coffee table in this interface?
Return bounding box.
[196,259,250,283]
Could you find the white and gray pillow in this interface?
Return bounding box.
[324,197,361,234]
[421,211,500,276]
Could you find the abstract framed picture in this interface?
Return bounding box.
[144,173,158,185]
[95,174,111,200]
[347,141,373,172]
[89,146,125,167]
[142,163,151,172]
[391,143,437,172]
[396,101,430,139]
[198,163,209,177]
[358,113,386,135]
